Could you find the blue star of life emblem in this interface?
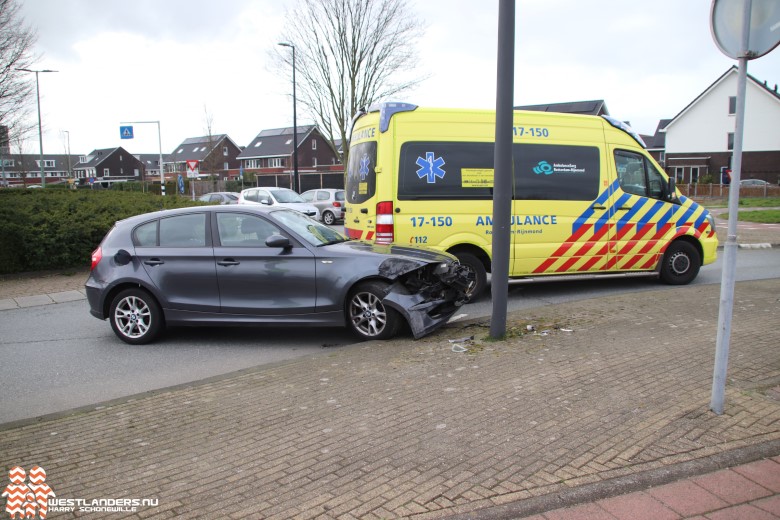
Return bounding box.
[359,154,371,180]
[416,152,446,183]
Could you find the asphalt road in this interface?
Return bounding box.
[1,248,778,425]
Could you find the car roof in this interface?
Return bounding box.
[114,203,278,227]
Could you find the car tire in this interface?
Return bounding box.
[454,252,487,299]
[109,288,163,344]
[346,281,401,340]
[659,240,700,285]
[323,211,336,225]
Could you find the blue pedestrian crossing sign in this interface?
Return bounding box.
[120,126,134,139]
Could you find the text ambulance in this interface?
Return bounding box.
[344,103,718,297]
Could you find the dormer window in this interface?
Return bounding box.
[254,141,262,147]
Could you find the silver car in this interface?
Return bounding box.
[301,188,345,225]
[238,187,320,220]
[86,205,470,344]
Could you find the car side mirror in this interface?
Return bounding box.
[260,198,271,205]
[114,249,133,266]
[265,234,291,249]
[667,176,678,202]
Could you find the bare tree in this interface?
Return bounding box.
[0,0,38,144]
[274,0,426,165]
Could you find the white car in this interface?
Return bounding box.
[237,187,320,220]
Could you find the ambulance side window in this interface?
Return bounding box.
[398,142,494,200]
[615,150,665,199]
[513,144,600,201]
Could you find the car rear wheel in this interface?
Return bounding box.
[323,210,336,225]
[346,281,401,340]
[660,241,700,285]
[109,288,163,344]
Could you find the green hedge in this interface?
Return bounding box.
[0,189,202,274]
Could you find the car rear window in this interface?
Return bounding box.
[346,141,377,204]
[335,190,345,201]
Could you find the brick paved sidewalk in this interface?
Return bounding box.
[1,279,779,519]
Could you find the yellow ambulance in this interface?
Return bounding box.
[344,103,718,297]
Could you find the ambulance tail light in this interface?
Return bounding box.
[375,201,394,244]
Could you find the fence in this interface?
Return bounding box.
[678,183,780,200]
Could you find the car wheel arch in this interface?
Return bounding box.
[101,281,163,319]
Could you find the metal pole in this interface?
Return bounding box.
[291,46,299,192]
[711,0,751,415]
[33,71,46,187]
[278,42,299,192]
[490,0,515,339]
[157,121,165,197]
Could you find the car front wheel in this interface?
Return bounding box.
[109,288,163,344]
[346,281,401,340]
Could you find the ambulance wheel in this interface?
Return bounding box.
[455,252,487,299]
[660,241,700,285]
[346,281,401,340]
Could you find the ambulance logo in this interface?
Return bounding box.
[2,466,55,519]
[416,152,446,183]
[533,161,554,175]
[359,154,371,180]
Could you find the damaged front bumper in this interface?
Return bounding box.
[381,262,473,339]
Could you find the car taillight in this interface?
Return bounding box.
[333,201,341,207]
[376,201,394,244]
[91,246,103,271]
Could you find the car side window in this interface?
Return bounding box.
[134,220,158,246]
[317,191,329,201]
[217,213,281,246]
[159,213,207,247]
[301,191,315,202]
[256,190,271,204]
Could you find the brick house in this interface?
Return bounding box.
[164,134,242,180]
[73,147,145,187]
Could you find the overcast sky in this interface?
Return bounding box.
[17,0,780,157]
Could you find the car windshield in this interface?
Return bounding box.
[271,209,349,246]
[270,188,305,203]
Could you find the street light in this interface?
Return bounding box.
[278,42,299,192]
[17,68,58,188]
[63,130,72,180]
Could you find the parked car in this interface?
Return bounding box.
[238,187,320,220]
[740,179,770,187]
[198,192,240,204]
[301,188,346,225]
[86,205,470,345]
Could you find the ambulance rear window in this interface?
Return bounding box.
[346,141,377,204]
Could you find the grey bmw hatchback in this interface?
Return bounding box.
[86,205,471,344]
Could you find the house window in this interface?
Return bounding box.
[79,156,87,163]
[254,141,262,147]
[120,168,124,174]
[675,167,684,183]
[728,96,736,115]
[691,166,699,184]
[223,162,228,170]
[223,146,228,156]
[177,148,184,154]
[727,132,734,150]
[312,157,317,167]
[120,155,123,161]
[104,168,110,177]
[312,140,317,150]
[2,159,13,167]
[193,147,199,152]
[269,158,283,168]
[36,160,56,168]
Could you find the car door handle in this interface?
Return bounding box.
[144,259,164,266]
[618,205,633,211]
[591,204,607,210]
[217,259,240,266]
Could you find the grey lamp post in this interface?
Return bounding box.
[278,42,299,192]
[17,68,57,188]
